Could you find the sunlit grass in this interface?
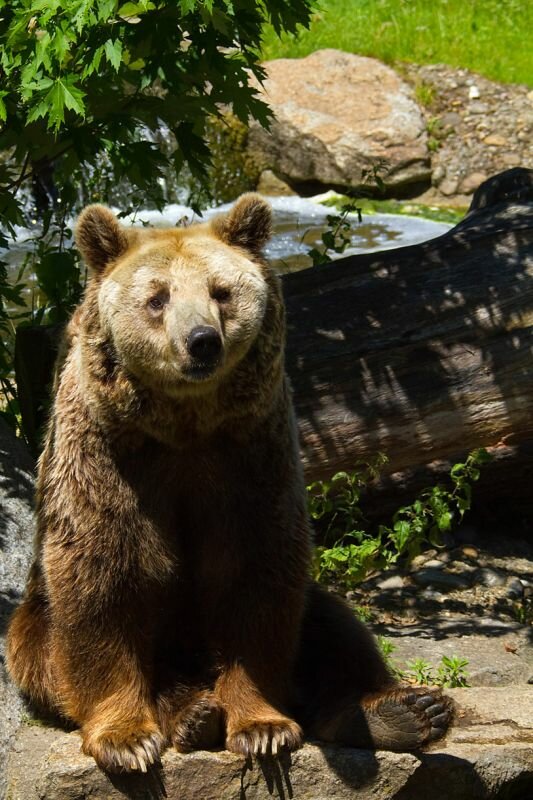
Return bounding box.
[262,0,533,86]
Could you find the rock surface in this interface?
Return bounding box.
[5,688,533,799]
[0,421,35,800]
[249,50,430,195]
[401,63,533,205]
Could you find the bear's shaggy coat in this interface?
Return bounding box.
[7,195,451,772]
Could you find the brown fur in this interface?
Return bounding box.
[7,194,452,772]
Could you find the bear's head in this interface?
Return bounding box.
[75,194,282,407]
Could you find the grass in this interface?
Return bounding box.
[262,0,533,87]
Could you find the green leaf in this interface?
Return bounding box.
[0,92,7,122]
[104,39,123,71]
[44,78,86,130]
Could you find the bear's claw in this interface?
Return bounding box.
[227,719,302,757]
[82,725,164,773]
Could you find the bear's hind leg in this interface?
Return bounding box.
[6,564,58,714]
[156,674,224,753]
[295,584,453,751]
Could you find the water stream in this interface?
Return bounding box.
[2,195,452,278]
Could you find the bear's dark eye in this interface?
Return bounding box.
[147,291,168,316]
[211,286,231,304]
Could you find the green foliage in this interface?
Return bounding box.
[377,640,470,688]
[307,164,388,267]
[262,0,533,87]
[512,597,533,626]
[310,449,492,588]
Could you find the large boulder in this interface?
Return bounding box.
[249,50,430,196]
[0,421,35,799]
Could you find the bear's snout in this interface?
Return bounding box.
[186,325,222,366]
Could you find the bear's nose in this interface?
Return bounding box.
[186,325,222,363]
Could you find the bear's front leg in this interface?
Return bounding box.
[43,505,169,772]
[208,559,308,757]
[46,580,164,773]
[52,618,164,772]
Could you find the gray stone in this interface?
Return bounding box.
[460,172,489,194]
[439,178,459,196]
[377,574,405,591]
[0,421,35,800]
[5,688,533,800]
[475,567,506,588]
[412,568,472,591]
[421,559,446,570]
[506,577,524,599]
[248,50,430,194]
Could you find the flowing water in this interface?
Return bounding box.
[2,195,452,279]
[115,195,453,272]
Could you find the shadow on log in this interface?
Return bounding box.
[283,168,533,518]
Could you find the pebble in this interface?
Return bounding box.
[461,546,479,560]
[505,577,524,600]
[421,559,446,570]
[469,102,489,115]
[439,178,459,196]
[460,172,488,194]
[468,85,480,99]
[377,574,405,591]
[483,133,508,146]
[412,568,472,591]
[476,567,506,588]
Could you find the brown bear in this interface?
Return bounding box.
[7,194,452,772]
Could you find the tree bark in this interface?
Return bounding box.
[283,168,533,515]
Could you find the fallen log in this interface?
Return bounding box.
[283,168,533,514]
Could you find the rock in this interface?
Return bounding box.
[422,559,446,570]
[249,50,430,195]
[256,169,296,196]
[483,134,508,147]
[468,102,489,115]
[412,569,473,591]
[5,688,533,800]
[475,567,506,588]
[460,546,479,560]
[459,172,489,194]
[468,85,480,100]
[431,164,446,186]
[377,574,405,590]
[506,577,524,599]
[501,153,522,166]
[0,421,35,800]
[438,177,459,196]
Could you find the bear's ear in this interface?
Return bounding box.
[76,205,129,273]
[212,193,272,255]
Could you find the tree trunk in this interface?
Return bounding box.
[283,168,533,515]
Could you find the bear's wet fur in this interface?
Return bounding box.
[7,194,452,772]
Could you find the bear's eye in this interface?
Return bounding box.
[147,292,168,316]
[211,286,231,304]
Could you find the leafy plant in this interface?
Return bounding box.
[512,597,533,626]
[307,162,388,267]
[310,448,492,587]
[406,658,435,686]
[436,655,470,688]
[377,644,470,688]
